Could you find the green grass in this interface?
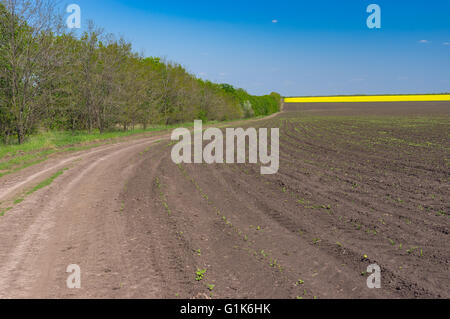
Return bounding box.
[1,121,221,176]
[0,125,194,157]
[0,126,187,178]
[0,116,265,178]
[0,207,12,216]
[25,168,69,196]
[13,198,24,205]
[1,168,69,217]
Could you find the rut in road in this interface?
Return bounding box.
[0,137,165,298]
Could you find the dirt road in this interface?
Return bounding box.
[0,102,448,299]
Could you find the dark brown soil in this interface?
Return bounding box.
[0,102,448,299]
[120,102,450,299]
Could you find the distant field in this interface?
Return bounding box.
[285,94,450,103]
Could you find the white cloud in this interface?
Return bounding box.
[272,19,278,24]
[443,42,450,46]
[418,40,430,44]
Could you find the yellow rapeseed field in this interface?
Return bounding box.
[284,94,450,103]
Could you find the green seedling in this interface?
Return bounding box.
[195,269,207,281]
[270,259,278,268]
[155,177,161,189]
[436,210,446,217]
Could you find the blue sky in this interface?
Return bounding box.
[65,0,449,96]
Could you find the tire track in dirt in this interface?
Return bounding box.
[0,135,168,203]
[0,136,165,298]
[0,113,283,299]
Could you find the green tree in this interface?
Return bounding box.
[0,0,64,144]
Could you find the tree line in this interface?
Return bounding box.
[0,0,281,145]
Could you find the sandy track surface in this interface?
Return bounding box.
[0,102,448,299]
[0,134,168,298]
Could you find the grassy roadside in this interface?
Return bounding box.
[0,116,270,178]
[0,167,70,216]
[0,124,193,178]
